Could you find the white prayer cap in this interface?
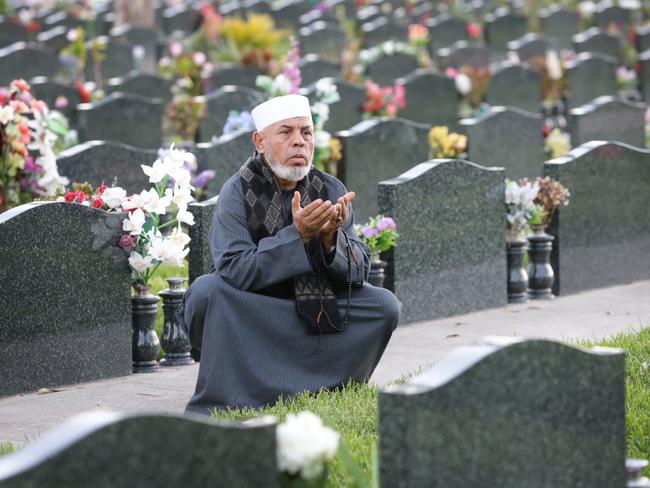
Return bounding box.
[251,94,312,132]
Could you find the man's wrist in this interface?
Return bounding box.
[321,232,336,252]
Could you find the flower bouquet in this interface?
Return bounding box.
[428,126,467,159]
[0,79,70,212]
[446,66,491,116]
[362,81,406,118]
[356,215,398,259]
[505,178,539,241]
[527,176,570,229]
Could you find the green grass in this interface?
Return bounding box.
[0,442,13,456]
[147,261,189,338]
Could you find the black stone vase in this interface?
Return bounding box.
[368,253,386,288]
[131,283,161,373]
[527,225,555,300]
[506,239,528,304]
[159,277,194,367]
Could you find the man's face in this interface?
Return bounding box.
[255,116,315,181]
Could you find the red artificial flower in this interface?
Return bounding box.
[29,99,47,114]
[97,185,108,194]
[543,125,552,137]
[467,22,482,40]
[75,80,91,103]
[17,122,29,135]
[11,79,30,93]
[25,21,40,33]
[74,190,89,202]
[92,197,103,208]
[118,234,137,250]
[64,191,76,202]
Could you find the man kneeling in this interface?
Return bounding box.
[178,94,401,415]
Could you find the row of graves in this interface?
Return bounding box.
[1,0,650,485]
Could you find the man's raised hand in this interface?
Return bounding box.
[291,191,338,243]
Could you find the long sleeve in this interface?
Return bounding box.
[210,176,313,291]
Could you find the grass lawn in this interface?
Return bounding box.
[146,261,189,338]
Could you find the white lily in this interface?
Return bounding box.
[123,208,146,235]
[169,227,191,248]
[149,236,188,267]
[141,188,172,215]
[141,158,168,184]
[176,206,195,226]
[128,251,154,273]
[166,186,194,208]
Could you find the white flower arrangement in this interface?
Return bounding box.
[358,40,417,67]
[276,411,340,481]
[505,179,539,241]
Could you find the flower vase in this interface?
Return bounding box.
[527,225,555,300]
[159,278,194,367]
[506,239,528,304]
[278,468,328,488]
[131,283,161,373]
[368,253,386,288]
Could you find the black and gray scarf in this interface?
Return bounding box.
[239,153,342,333]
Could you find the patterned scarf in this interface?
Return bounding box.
[239,153,341,333]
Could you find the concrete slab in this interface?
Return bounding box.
[1,279,649,446]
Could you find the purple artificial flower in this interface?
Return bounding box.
[362,226,379,238]
[223,110,255,135]
[54,96,69,109]
[118,234,137,250]
[283,36,302,94]
[193,169,215,189]
[376,217,397,232]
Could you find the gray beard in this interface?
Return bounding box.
[265,153,313,182]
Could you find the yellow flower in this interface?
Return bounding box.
[330,137,342,161]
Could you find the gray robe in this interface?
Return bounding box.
[179,169,400,415]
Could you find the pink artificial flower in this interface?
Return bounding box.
[192,51,206,66]
[467,22,482,39]
[169,42,183,58]
[445,67,458,78]
[54,96,69,109]
[11,79,30,93]
[118,234,137,250]
[386,103,397,117]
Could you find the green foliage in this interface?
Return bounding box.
[148,261,189,339]
[356,216,398,255]
[0,442,13,456]
[528,204,547,226]
[211,381,380,487]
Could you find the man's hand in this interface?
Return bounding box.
[292,192,338,243]
[319,191,356,251]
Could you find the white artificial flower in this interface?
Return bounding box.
[455,73,472,95]
[165,186,194,208]
[169,166,193,190]
[141,158,168,184]
[128,251,154,273]
[273,74,293,96]
[577,0,596,18]
[148,236,188,267]
[314,130,332,149]
[545,50,563,81]
[102,186,127,209]
[276,411,340,480]
[176,206,195,226]
[169,227,191,248]
[140,188,172,215]
[66,28,79,42]
[315,79,340,104]
[618,0,640,9]
[56,196,65,202]
[0,105,14,125]
[358,49,372,63]
[36,146,69,196]
[507,50,520,63]
[122,192,145,211]
[383,40,396,56]
[123,208,146,235]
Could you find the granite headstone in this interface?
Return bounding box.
[379,336,626,487]
[301,78,365,133]
[0,42,58,86]
[484,8,528,53]
[486,61,542,113]
[205,64,264,91]
[437,40,490,69]
[460,106,544,179]
[564,52,618,109]
[76,93,163,149]
[396,69,457,127]
[299,55,341,86]
[573,27,623,63]
[595,1,634,29]
[362,17,408,47]
[568,95,645,148]
[337,117,430,221]
[197,86,265,142]
[299,21,346,63]
[162,5,202,34]
[538,5,579,51]
[639,49,650,102]
[56,141,158,194]
[85,36,136,81]
[365,52,419,86]
[0,202,131,397]
[106,71,173,103]
[636,25,650,54]
[425,13,468,54]
[0,411,279,487]
[29,76,81,124]
[36,26,69,53]
[506,33,549,63]
[545,141,650,295]
[188,196,219,284]
[377,160,506,322]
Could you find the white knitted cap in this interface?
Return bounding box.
[251,94,312,131]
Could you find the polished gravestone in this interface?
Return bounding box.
[568,96,645,148]
[162,4,202,34]
[545,141,650,295]
[29,76,81,124]
[380,337,626,487]
[0,412,278,487]
[595,1,634,29]
[270,0,311,28]
[36,26,69,53]
[109,25,158,72]
[397,69,457,127]
[0,17,28,48]
[302,78,365,133]
[76,93,163,149]
[564,52,618,109]
[637,25,650,55]
[197,86,264,142]
[195,130,254,197]
[640,50,650,102]
[506,33,549,63]
[460,106,544,179]
[365,52,419,86]
[42,10,83,31]
[437,40,490,69]
[188,196,219,284]
[0,42,58,86]
[425,13,467,54]
[106,71,172,103]
[539,5,579,50]
[485,61,541,113]
[85,36,136,81]
[299,55,341,86]
[484,8,527,53]
[573,27,623,64]
[378,160,505,322]
[338,117,430,222]
[56,141,158,195]
[205,64,264,91]
[299,21,346,63]
[0,202,131,397]
[362,17,408,47]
